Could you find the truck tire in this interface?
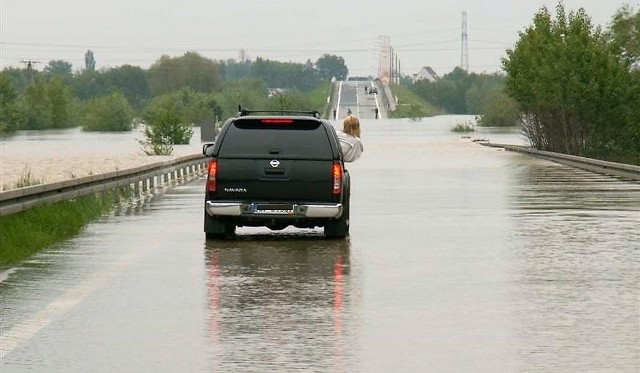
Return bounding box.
[324,189,350,238]
[204,213,236,239]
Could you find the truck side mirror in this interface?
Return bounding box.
[202,143,215,156]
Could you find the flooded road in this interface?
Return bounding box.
[1,117,638,372]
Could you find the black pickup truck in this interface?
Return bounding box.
[202,110,350,239]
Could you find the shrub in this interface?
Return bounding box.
[451,121,475,133]
[2,166,43,191]
[81,92,135,131]
[140,90,197,155]
[476,92,521,127]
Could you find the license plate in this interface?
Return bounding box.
[252,203,295,215]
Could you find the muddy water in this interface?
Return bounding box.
[1,117,638,372]
[0,126,203,190]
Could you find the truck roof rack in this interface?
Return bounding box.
[237,106,321,119]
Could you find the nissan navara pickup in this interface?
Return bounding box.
[202,110,350,239]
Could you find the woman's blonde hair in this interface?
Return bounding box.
[343,115,361,138]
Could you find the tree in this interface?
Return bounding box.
[17,78,77,130]
[47,78,77,128]
[81,92,135,131]
[410,67,475,114]
[18,80,52,130]
[315,54,348,80]
[476,91,521,127]
[0,73,20,132]
[607,4,640,66]
[85,50,96,71]
[147,52,221,95]
[251,58,321,91]
[503,3,640,162]
[72,69,110,101]
[140,89,200,154]
[102,65,150,109]
[44,60,73,77]
[217,79,267,117]
[219,58,252,82]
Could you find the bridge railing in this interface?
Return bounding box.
[480,142,640,181]
[0,154,208,217]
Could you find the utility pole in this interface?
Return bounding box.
[389,46,393,84]
[461,11,469,71]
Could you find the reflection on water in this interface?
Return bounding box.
[204,235,353,373]
[508,161,640,372]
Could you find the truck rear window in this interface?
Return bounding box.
[218,119,333,159]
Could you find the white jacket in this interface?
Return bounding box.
[336,130,363,162]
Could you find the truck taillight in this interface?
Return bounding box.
[207,160,218,192]
[332,162,343,195]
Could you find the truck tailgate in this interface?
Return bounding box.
[216,158,334,201]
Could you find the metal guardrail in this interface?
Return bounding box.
[479,142,640,181]
[0,154,208,217]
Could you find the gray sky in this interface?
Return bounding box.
[1,0,636,77]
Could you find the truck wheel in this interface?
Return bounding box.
[204,213,236,239]
[324,192,350,238]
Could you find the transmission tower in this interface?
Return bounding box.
[461,11,469,71]
[20,60,41,82]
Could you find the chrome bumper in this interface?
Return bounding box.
[205,201,343,218]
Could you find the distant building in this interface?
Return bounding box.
[412,66,440,83]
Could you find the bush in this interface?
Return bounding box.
[81,92,135,131]
[140,108,187,155]
[217,79,268,118]
[18,78,77,130]
[451,121,475,132]
[141,90,197,155]
[476,92,521,127]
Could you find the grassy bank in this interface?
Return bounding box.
[0,190,123,268]
[307,81,332,117]
[387,83,444,119]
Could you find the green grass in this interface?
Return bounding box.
[3,166,43,191]
[0,190,123,268]
[307,81,332,116]
[387,83,444,119]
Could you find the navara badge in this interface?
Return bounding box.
[270,160,280,168]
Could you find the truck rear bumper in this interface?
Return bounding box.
[205,201,343,218]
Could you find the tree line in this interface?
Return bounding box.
[0,52,348,137]
[398,3,639,164]
[503,3,639,164]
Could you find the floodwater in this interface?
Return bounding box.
[1,117,638,372]
[0,126,203,190]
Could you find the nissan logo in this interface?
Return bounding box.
[270,160,280,168]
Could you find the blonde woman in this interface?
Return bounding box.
[337,115,363,162]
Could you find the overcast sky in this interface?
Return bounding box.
[1,0,636,77]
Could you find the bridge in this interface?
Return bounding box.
[330,79,394,120]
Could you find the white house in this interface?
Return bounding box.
[412,66,440,82]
